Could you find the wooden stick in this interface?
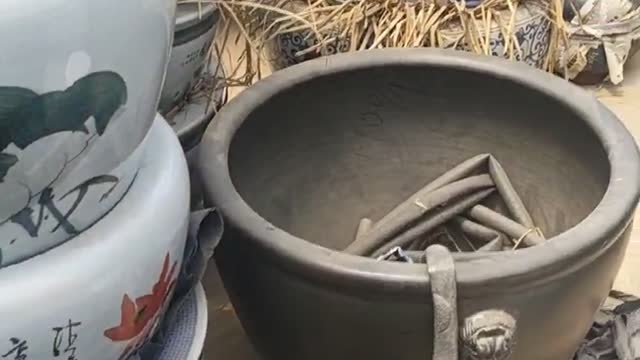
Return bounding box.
[355,218,372,239]
[403,250,426,263]
[478,237,503,251]
[446,221,476,251]
[407,236,429,250]
[488,156,539,233]
[467,205,545,247]
[343,155,490,254]
[344,174,494,255]
[370,189,496,257]
[360,153,489,234]
[346,218,373,251]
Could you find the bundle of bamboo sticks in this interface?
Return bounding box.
[342,154,546,263]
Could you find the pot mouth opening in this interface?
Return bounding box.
[201,48,640,290]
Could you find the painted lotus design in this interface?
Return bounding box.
[104,253,178,358]
[0,71,127,183]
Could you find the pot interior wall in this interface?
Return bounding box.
[228,64,610,250]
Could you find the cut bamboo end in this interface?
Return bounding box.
[467,204,545,247]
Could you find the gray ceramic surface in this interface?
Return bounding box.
[159,3,218,114]
[0,117,190,360]
[199,49,640,360]
[0,0,176,267]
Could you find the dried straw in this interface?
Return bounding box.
[201,0,565,79]
[179,0,567,95]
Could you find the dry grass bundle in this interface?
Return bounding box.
[179,0,568,91]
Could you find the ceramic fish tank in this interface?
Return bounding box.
[0,0,176,267]
[199,49,640,360]
[0,118,190,360]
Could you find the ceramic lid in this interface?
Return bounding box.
[176,2,217,32]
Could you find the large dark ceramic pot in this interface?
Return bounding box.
[199,49,640,360]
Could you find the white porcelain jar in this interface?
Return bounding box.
[0,0,176,267]
[0,117,190,360]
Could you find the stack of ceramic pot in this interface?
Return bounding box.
[271,1,553,70]
[159,1,224,210]
[160,2,224,151]
[0,1,194,359]
[559,0,640,85]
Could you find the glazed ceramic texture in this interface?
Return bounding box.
[440,1,551,68]
[0,0,175,267]
[0,117,190,360]
[159,3,219,114]
[199,49,640,360]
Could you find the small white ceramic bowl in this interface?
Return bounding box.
[152,283,209,360]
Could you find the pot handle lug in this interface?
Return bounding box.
[460,309,517,360]
[426,245,459,360]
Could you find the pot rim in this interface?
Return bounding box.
[175,2,217,32]
[199,48,640,295]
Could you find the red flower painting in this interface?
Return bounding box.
[104,253,178,357]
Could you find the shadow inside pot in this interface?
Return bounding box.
[227,65,610,251]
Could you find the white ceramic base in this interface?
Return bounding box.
[153,283,208,360]
[0,116,190,360]
[159,3,218,114]
[191,284,208,360]
[0,120,147,268]
[0,0,176,259]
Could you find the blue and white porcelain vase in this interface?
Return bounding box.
[439,1,552,69]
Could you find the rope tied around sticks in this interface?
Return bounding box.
[512,227,544,250]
